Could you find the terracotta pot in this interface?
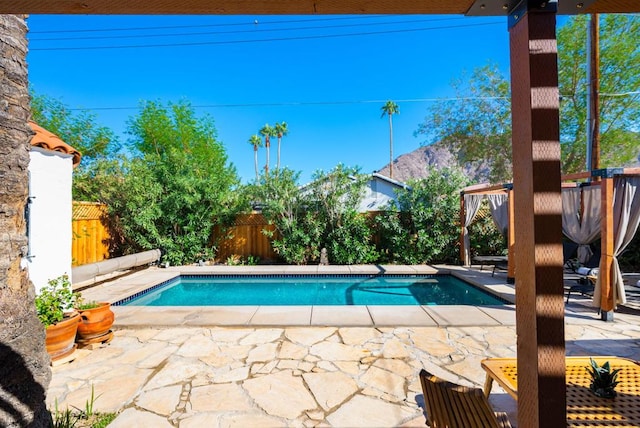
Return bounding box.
[77,303,114,340]
[45,314,80,361]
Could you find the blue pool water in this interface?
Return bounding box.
[119,275,505,306]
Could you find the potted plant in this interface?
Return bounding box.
[587,358,621,398]
[75,296,114,342]
[35,274,80,361]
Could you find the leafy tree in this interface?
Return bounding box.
[558,14,640,173]
[29,91,121,200]
[260,123,276,177]
[274,121,289,172]
[255,165,378,265]
[376,167,471,264]
[30,91,119,161]
[113,100,242,265]
[380,101,399,179]
[248,134,263,181]
[416,14,640,181]
[306,165,378,264]
[255,168,322,265]
[415,64,512,183]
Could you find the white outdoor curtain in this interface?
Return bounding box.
[462,194,483,266]
[561,186,602,263]
[487,193,509,237]
[593,177,640,309]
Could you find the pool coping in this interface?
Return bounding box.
[77,264,524,328]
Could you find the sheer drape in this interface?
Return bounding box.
[462,194,483,266]
[561,186,601,263]
[593,177,640,308]
[487,194,509,237]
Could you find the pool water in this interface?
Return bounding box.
[121,275,505,306]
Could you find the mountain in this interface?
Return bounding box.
[377,143,640,184]
[376,142,492,184]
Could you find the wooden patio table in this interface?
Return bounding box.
[481,356,640,427]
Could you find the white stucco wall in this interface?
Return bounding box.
[358,177,403,212]
[25,147,73,293]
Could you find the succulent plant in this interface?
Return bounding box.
[587,358,621,398]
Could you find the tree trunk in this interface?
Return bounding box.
[388,114,394,179]
[265,136,270,177]
[254,145,259,181]
[0,14,52,428]
[277,135,281,171]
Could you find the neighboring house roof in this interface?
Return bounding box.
[370,172,412,191]
[28,121,82,166]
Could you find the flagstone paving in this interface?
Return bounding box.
[48,321,640,428]
[48,265,640,426]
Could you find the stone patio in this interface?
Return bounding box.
[47,265,640,427]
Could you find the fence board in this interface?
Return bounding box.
[213,213,279,262]
[72,202,109,266]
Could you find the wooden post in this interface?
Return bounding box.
[460,193,467,265]
[507,188,516,283]
[600,175,615,319]
[590,14,601,170]
[509,4,566,426]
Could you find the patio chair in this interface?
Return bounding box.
[565,269,597,304]
[419,369,512,428]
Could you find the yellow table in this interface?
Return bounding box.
[481,356,640,427]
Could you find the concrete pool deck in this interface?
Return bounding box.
[47,265,640,427]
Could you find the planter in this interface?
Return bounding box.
[76,303,114,340]
[45,313,80,361]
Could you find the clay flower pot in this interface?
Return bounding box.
[76,303,114,340]
[45,313,80,361]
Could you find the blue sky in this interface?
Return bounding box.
[26,14,515,184]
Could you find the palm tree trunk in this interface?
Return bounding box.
[254,145,259,181]
[265,137,270,177]
[388,114,394,179]
[277,136,282,171]
[0,14,52,427]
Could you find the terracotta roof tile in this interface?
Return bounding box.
[28,121,82,166]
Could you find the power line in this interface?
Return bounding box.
[61,97,516,111]
[30,21,504,51]
[28,15,406,34]
[29,17,468,42]
[64,91,639,112]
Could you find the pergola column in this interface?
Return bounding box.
[507,187,516,283]
[599,173,615,320]
[509,4,566,427]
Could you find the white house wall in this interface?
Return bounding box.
[25,147,73,293]
[358,178,402,212]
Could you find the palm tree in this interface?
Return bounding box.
[274,121,289,172]
[248,134,263,181]
[380,100,399,179]
[259,123,276,176]
[0,14,52,427]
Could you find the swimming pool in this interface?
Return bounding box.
[118,275,505,306]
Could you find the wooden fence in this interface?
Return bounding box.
[213,213,278,262]
[72,201,110,266]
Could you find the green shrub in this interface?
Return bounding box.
[35,275,77,327]
[468,203,507,258]
[375,168,471,264]
[326,214,378,264]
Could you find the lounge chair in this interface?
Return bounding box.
[419,369,512,428]
[565,268,597,303]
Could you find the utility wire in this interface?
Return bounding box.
[28,15,407,34]
[29,17,469,41]
[63,91,639,112]
[30,21,503,51]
